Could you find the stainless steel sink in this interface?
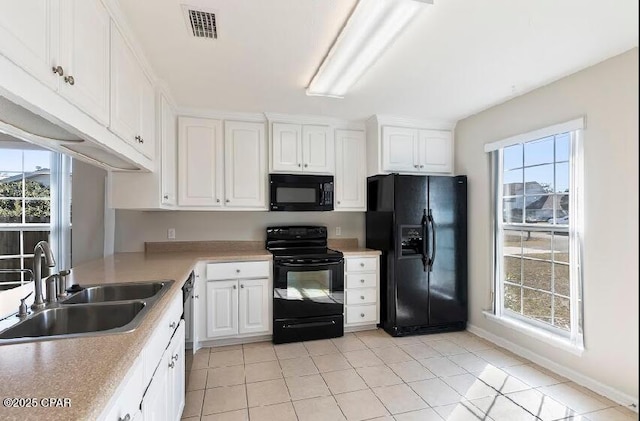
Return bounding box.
[0,280,174,345]
[62,282,167,304]
[0,302,145,340]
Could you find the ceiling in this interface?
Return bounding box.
[117,0,639,122]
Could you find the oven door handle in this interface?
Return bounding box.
[283,320,336,329]
[278,261,340,268]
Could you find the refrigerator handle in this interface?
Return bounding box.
[421,209,429,272]
[428,209,436,272]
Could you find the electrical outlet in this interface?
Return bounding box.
[167,228,176,240]
[335,226,342,236]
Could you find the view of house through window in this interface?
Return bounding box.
[0,145,72,291]
[493,122,583,343]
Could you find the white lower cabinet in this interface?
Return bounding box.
[197,261,271,342]
[98,293,185,421]
[142,321,185,421]
[344,256,380,328]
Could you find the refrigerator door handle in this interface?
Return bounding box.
[428,209,436,271]
[421,209,429,272]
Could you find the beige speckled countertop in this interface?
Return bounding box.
[0,241,379,420]
[0,249,272,421]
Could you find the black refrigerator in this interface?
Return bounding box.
[366,174,467,337]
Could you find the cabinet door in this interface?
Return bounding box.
[206,280,238,338]
[58,0,110,125]
[137,73,156,159]
[167,321,186,421]
[335,130,365,210]
[110,22,142,146]
[238,278,269,335]
[141,349,169,421]
[0,0,59,89]
[381,126,418,172]
[224,121,266,208]
[178,117,224,207]
[272,122,302,172]
[160,95,177,205]
[302,125,334,173]
[418,129,453,173]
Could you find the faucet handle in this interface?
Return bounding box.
[18,292,33,318]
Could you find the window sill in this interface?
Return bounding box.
[483,311,584,356]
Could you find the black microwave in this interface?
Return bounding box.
[269,174,334,211]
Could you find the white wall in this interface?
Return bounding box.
[71,160,106,265]
[114,210,365,252]
[455,48,638,402]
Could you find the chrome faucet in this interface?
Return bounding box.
[31,241,56,311]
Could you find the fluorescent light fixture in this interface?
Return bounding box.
[306,0,431,98]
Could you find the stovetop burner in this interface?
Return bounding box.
[265,226,343,261]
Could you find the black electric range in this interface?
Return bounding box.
[266,226,344,344]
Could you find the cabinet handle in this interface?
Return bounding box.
[169,321,176,329]
[337,201,341,205]
[360,313,365,318]
[240,284,244,288]
[51,66,64,76]
[163,195,169,199]
[226,199,230,203]
[360,279,365,283]
[118,414,130,421]
[360,263,365,267]
[172,353,179,361]
[194,294,199,299]
[298,163,301,167]
[419,165,424,169]
[360,295,365,300]
[233,285,237,289]
[216,199,220,203]
[304,164,308,168]
[64,75,75,85]
[236,269,240,273]
[414,165,419,169]
[169,361,175,369]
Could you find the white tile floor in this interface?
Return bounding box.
[182,330,638,421]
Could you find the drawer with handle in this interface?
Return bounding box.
[346,305,377,324]
[346,273,376,289]
[346,257,377,272]
[206,261,270,281]
[346,288,377,305]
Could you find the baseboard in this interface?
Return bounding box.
[467,323,639,412]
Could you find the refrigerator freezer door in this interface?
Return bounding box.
[427,176,468,326]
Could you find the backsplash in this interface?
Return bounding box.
[115,210,365,252]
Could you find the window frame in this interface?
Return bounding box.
[487,118,584,349]
[0,144,71,288]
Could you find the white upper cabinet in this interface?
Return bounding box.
[271,123,302,172]
[0,0,110,125]
[271,122,334,174]
[368,116,454,175]
[110,22,155,159]
[418,129,453,173]
[160,95,177,206]
[58,0,110,125]
[382,126,418,172]
[178,117,224,207]
[0,0,59,89]
[224,121,266,208]
[302,125,334,173]
[335,129,366,211]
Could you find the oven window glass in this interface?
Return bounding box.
[276,187,317,203]
[286,270,332,299]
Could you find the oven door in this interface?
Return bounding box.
[273,259,344,320]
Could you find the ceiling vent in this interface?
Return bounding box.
[182,6,218,39]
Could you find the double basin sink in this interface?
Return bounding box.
[0,281,174,344]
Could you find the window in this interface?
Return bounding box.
[486,118,584,347]
[0,145,72,291]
